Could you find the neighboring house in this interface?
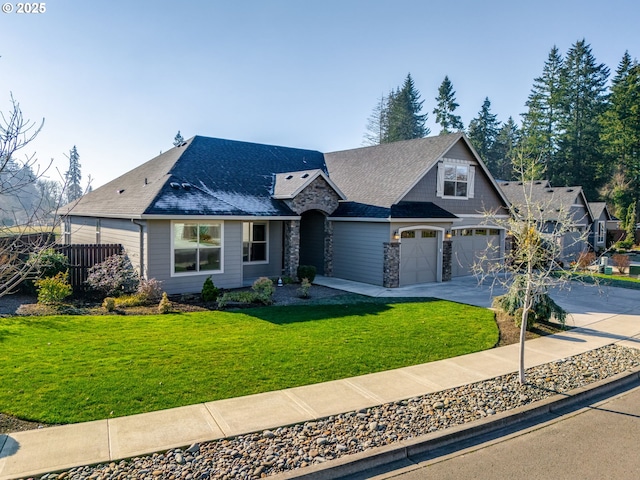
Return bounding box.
[588,202,613,251]
[61,133,510,294]
[498,181,594,263]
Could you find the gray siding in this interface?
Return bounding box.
[68,216,144,275]
[242,221,284,284]
[402,164,507,216]
[147,220,243,295]
[332,222,388,286]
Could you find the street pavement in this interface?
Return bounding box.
[365,382,640,480]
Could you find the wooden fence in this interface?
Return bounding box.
[55,244,123,291]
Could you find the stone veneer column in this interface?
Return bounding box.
[283,220,300,279]
[383,242,400,288]
[442,239,452,282]
[324,218,333,277]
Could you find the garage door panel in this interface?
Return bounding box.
[452,229,501,277]
[400,233,438,286]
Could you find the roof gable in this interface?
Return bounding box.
[273,169,346,200]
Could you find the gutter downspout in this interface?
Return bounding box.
[132,219,145,279]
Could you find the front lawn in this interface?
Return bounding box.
[0,299,497,424]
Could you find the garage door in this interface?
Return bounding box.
[400,229,439,286]
[452,228,500,277]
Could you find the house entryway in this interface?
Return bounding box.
[399,229,439,286]
[299,210,326,275]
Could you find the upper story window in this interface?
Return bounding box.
[173,222,222,274]
[243,222,267,263]
[597,221,605,244]
[437,160,475,199]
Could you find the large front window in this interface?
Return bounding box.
[243,222,267,262]
[444,164,468,197]
[173,222,222,274]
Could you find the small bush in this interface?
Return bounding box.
[158,292,172,314]
[102,297,116,312]
[115,294,149,307]
[201,277,220,302]
[616,239,634,250]
[137,278,163,302]
[35,272,72,305]
[86,254,139,296]
[24,248,69,293]
[576,251,595,270]
[297,265,316,283]
[252,277,275,297]
[612,253,631,274]
[217,290,272,308]
[297,278,311,299]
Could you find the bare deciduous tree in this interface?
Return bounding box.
[0,94,65,298]
[474,149,595,384]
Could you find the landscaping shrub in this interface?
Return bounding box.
[137,278,163,302]
[616,239,634,250]
[297,265,316,283]
[102,297,116,312]
[612,253,631,274]
[35,272,72,305]
[252,277,274,296]
[24,248,69,293]
[114,294,149,307]
[492,277,566,329]
[576,251,595,270]
[297,278,312,298]
[86,254,139,296]
[158,292,172,314]
[201,277,220,302]
[217,290,272,308]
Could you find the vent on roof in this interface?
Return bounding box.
[117,189,125,195]
[547,189,554,193]
[301,173,309,179]
[517,182,523,185]
[144,178,148,186]
[170,182,180,189]
[285,175,293,180]
[566,188,574,192]
[535,181,542,185]
[180,142,187,147]
[182,183,192,190]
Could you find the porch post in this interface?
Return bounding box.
[442,239,452,282]
[324,218,333,277]
[383,242,400,288]
[283,220,301,280]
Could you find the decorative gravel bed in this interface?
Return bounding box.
[32,343,640,480]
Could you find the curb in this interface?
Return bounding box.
[269,366,640,480]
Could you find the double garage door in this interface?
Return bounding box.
[399,229,439,286]
[451,228,500,277]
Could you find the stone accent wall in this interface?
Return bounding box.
[442,239,452,282]
[283,176,341,215]
[283,220,300,279]
[324,218,333,277]
[383,242,400,288]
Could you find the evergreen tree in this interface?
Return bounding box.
[363,94,389,146]
[65,146,82,203]
[173,131,184,147]
[433,76,464,134]
[600,51,640,209]
[492,117,521,181]
[521,46,564,179]
[467,97,500,166]
[556,39,609,198]
[383,74,429,143]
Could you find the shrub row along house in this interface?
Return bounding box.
[61,133,513,294]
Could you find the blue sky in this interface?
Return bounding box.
[1,0,638,188]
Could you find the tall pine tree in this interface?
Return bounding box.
[492,117,521,181]
[173,131,184,147]
[384,74,429,143]
[600,51,640,212]
[521,46,564,180]
[363,94,389,146]
[467,97,500,167]
[433,76,464,134]
[556,39,609,198]
[65,145,82,203]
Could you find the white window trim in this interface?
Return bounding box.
[437,159,475,200]
[597,220,605,244]
[170,221,225,276]
[243,221,269,265]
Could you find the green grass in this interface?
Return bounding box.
[0,299,497,424]
[562,271,640,288]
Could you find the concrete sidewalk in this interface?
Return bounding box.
[1,277,639,479]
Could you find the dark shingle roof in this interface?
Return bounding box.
[588,202,611,221]
[325,134,464,208]
[66,136,327,218]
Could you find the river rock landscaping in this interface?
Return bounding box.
[29,343,640,480]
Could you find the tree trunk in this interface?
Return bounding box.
[519,280,532,384]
